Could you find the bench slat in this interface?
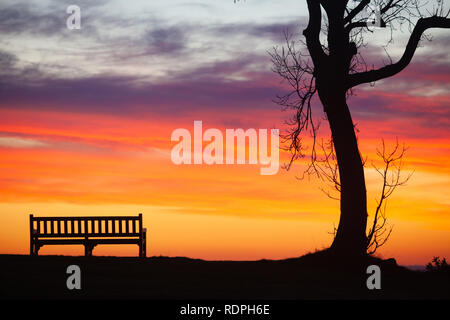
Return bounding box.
[31,216,142,237]
[34,233,140,238]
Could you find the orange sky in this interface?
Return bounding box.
[0,0,449,267]
[0,108,449,266]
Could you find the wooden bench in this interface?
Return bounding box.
[29,214,147,257]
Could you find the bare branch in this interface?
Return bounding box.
[366,139,413,254]
[348,15,450,88]
[344,0,371,24]
[303,0,327,66]
[270,32,319,171]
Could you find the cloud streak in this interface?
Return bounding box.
[0,136,49,148]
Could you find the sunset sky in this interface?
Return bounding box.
[0,0,449,266]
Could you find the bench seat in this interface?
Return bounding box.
[29,214,147,257]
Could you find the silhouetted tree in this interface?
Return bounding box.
[321,138,412,254]
[426,256,450,273]
[270,0,449,256]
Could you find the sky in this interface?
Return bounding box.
[0,0,449,266]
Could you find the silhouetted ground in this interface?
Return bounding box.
[0,250,448,299]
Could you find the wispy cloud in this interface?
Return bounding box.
[0,136,49,148]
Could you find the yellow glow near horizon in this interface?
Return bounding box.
[0,110,449,266]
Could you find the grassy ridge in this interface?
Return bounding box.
[1,252,448,299]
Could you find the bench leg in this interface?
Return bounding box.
[139,242,144,258]
[30,239,40,256]
[84,241,95,257]
[143,236,146,257]
[139,230,147,258]
[30,238,34,256]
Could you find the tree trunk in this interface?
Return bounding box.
[321,91,368,256]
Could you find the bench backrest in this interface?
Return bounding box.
[30,214,143,238]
